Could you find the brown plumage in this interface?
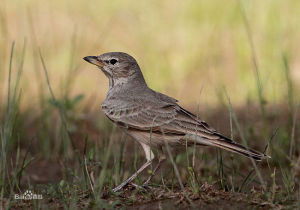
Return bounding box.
[83,52,268,192]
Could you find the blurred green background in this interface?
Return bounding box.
[1,0,299,108]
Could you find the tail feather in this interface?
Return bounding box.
[188,134,269,161]
[210,139,266,161]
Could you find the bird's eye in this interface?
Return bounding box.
[110,59,118,65]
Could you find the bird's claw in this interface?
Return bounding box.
[129,182,152,191]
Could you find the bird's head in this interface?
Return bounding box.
[83,52,142,80]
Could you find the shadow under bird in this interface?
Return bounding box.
[83,52,268,192]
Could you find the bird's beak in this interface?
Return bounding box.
[83,56,104,67]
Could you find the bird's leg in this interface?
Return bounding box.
[143,148,166,186]
[113,142,155,192]
[113,160,152,192]
[143,156,166,186]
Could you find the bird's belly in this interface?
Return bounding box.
[127,130,181,147]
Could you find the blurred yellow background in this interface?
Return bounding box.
[1,0,299,109]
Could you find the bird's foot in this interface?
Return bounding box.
[130,182,153,191]
[112,182,129,193]
[142,179,151,187]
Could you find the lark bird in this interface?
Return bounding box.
[83,52,267,192]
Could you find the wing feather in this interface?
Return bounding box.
[101,93,266,161]
[102,101,218,139]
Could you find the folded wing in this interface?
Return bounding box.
[102,98,267,161]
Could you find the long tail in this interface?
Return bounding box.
[189,134,269,161]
